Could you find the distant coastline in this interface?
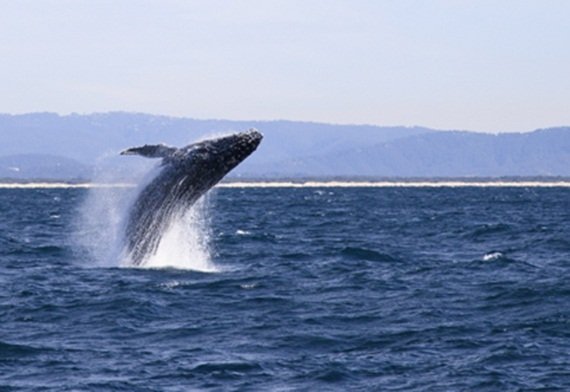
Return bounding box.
[1,113,569,180]
[2,177,570,189]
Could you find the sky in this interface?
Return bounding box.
[1,0,569,132]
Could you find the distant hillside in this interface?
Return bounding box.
[0,112,568,179]
[0,112,431,179]
[0,112,431,161]
[250,128,570,177]
[0,154,91,180]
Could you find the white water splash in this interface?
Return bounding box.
[75,184,135,267]
[76,157,217,271]
[140,198,218,272]
[482,251,504,261]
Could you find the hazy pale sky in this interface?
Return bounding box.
[1,0,569,132]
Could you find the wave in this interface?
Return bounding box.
[0,341,46,357]
[341,246,399,262]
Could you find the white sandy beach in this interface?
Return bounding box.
[2,181,570,189]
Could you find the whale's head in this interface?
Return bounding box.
[120,129,262,264]
[122,128,262,172]
[121,128,262,191]
[178,129,263,173]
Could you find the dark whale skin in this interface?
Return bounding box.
[121,129,262,265]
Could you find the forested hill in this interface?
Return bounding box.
[0,112,568,179]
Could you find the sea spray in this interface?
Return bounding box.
[75,157,216,270]
[141,196,217,272]
[73,156,154,267]
[75,184,134,267]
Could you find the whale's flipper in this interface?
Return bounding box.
[120,144,177,159]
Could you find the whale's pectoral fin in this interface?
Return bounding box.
[120,144,178,159]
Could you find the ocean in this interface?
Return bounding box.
[1,185,569,391]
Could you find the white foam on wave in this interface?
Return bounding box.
[483,251,504,261]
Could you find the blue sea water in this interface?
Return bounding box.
[1,186,569,391]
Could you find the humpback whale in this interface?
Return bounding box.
[120,129,262,265]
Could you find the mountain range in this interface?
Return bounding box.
[0,112,568,180]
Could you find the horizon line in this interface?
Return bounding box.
[2,180,570,189]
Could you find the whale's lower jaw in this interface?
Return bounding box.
[121,129,262,266]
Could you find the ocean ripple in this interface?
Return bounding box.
[0,187,569,390]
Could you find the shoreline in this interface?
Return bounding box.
[2,180,570,189]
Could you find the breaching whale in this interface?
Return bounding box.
[120,129,262,265]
